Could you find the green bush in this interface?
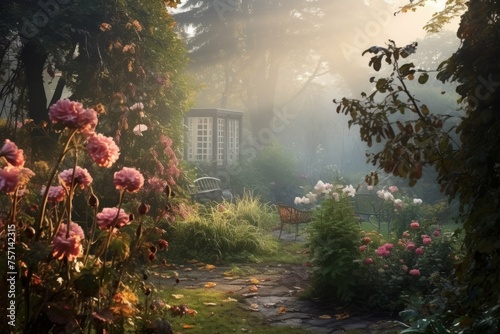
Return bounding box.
[166,194,279,262]
[308,194,362,302]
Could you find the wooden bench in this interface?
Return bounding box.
[352,194,392,233]
[276,204,313,239]
[190,177,233,204]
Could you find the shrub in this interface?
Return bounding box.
[308,192,362,302]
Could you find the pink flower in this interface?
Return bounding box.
[147,176,167,194]
[1,139,25,167]
[158,239,169,250]
[48,99,98,135]
[42,185,67,203]
[97,207,130,230]
[363,257,374,265]
[383,243,394,251]
[359,245,367,252]
[59,167,93,189]
[113,167,144,193]
[0,166,34,194]
[52,222,85,261]
[56,222,85,239]
[86,134,120,168]
[361,237,372,245]
[410,221,420,230]
[401,265,409,272]
[376,245,391,257]
[422,237,432,245]
[415,247,424,255]
[433,229,442,237]
[52,235,83,261]
[406,242,416,251]
[388,186,398,193]
[409,269,421,276]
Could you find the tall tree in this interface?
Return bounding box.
[174,0,387,137]
[336,0,500,324]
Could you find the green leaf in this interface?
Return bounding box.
[418,72,429,84]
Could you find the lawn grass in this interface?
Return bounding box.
[154,288,310,334]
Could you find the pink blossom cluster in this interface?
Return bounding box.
[58,167,93,190]
[1,139,35,195]
[86,133,120,168]
[97,207,131,230]
[41,185,67,203]
[1,139,25,167]
[48,99,98,135]
[376,243,394,257]
[52,222,85,262]
[114,167,144,193]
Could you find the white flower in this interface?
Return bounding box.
[305,192,317,203]
[294,197,301,205]
[413,198,423,205]
[377,189,385,199]
[367,185,373,191]
[383,191,394,201]
[393,199,405,210]
[332,192,340,202]
[133,124,148,136]
[342,184,356,197]
[130,102,144,111]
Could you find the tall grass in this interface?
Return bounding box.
[166,192,279,262]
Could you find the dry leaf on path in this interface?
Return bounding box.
[319,314,332,319]
[171,294,184,299]
[279,306,286,314]
[249,303,259,311]
[335,313,350,320]
[203,302,217,306]
[249,277,260,284]
[222,297,238,302]
[248,285,258,292]
[204,282,217,288]
[204,264,216,271]
[182,324,195,329]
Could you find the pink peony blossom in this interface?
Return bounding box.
[1,139,25,167]
[359,245,367,252]
[86,134,120,168]
[97,207,130,230]
[376,245,391,257]
[422,237,432,245]
[363,257,374,265]
[410,221,420,230]
[59,167,93,189]
[48,99,98,135]
[158,239,169,250]
[433,229,442,237]
[409,269,421,276]
[56,222,85,240]
[406,242,416,251]
[52,222,85,261]
[388,186,398,193]
[147,176,167,194]
[52,235,83,262]
[0,166,34,194]
[415,247,424,255]
[361,237,372,245]
[113,167,144,193]
[42,185,67,203]
[383,243,394,251]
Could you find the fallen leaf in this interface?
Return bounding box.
[187,259,198,264]
[204,282,217,288]
[222,297,237,302]
[182,324,195,329]
[186,308,198,316]
[223,271,235,277]
[249,277,260,284]
[183,267,192,272]
[248,285,259,292]
[249,303,259,311]
[204,264,216,271]
[279,306,286,314]
[171,294,184,300]
[319,315,332,319]
[335,313,350,320]
[203,302,217,306]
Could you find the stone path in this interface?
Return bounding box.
[155,231,407,333]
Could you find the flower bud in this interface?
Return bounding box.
[88,194,99,208]
[138,202,150,215]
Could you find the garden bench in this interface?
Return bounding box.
[352,194,392,232]
[190,177,233,204]
[276,204,313,240]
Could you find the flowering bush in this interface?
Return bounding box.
[356,220,460,312]
[0,99,185,333]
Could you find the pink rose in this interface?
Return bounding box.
[376,245,391,257]
[388,186,398,193]
[415,247,424,255]
[383,243,394,251]
[97,207,131,230]
[359,245,367,252]
[422,237,432,245]
[86,134,120,168]
[113,167,144,193]
[406,242,416,251]
[363,257,374,265]
[52,222,85,262]
[361,237,372,245]
[409,269,421,276]
[1,139,25,167]
[0,166,34,194]
[59,167,93,189]
[410,221,420,230]
[433,229,441,237]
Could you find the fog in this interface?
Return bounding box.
[174,0,461,197]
